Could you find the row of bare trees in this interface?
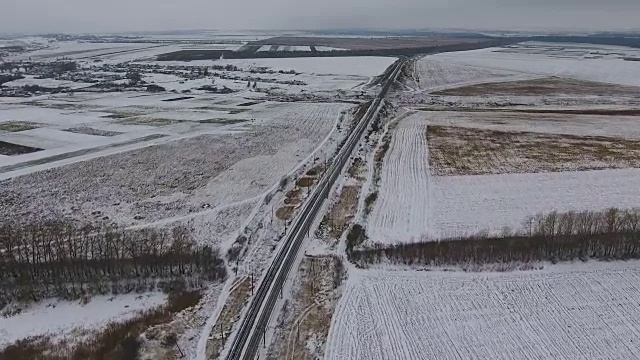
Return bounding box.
[351,208,640,267]
[0,221,226,308]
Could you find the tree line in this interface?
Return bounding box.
[350,208,640,267]
[0,220,226,309]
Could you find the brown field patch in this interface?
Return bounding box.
[434,77,640,97]
[417,108,640,116]
[0,121,40,133]
[205,277,252,360]
[267,256,344,360]
[0,141,42,156]
[117,117,181,126]
[306,164,325,177]
[428,125,640,175]
[276,206,296,221]
[64,127,123,137]
[296,176,315,188]
[510,109,640,116]
[324,186,360,242]
[276,167,324,222]
[347,157,366,180]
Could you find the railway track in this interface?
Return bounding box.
[225,58,405,360]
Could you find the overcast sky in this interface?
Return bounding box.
[2,0,640,34]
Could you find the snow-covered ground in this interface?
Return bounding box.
[5,41,159,61]
[2,75,94,90]
[325,40,640,360]
[424,110,640,140]
[432,168,640,238]
[0,100,347,226]
[135,56,395,94]
[257,45,312,52]
[155,56,396,77]
[0,95,354,354]
[2,37,241,63]
[0,293,166,348]
[254,45,347,52]
[368,115,433,243]
[315,46,348,52]
[409,57,532,93]
[367,110,640,243]
[429,42,640,88]
[102,44,241,63]
[326,262,640,360]
[0,34,396,356]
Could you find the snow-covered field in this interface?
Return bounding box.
[0,100,348,228]
[255,45,347,52]
[3,39,238,63]
[136,56,394,95]
[0,34,398,356]
[325,41,640,360]
[424,110,640,140]
[326,263,640,360]
[0,293,166,348]
[3,75,94,90]
[409,57,531,93]
[0,92,251,167]
[429,42,640,88]
[5,41,159,61]
[103,44,242,63]
[157,56,396,77]
[432,168,640,238]
[367,109,640,242]
[368,115,433,242]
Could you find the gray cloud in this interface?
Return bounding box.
[1,0,639,34]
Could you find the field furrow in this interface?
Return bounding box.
[326,264,640,360]
[368,114,432,243]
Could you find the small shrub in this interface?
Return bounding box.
[364,192,378,214]
[346,224,368,254]
[278,177,289,191]
[167,290,202,313]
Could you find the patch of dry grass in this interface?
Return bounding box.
[509,109,640,116]
[316,157,366,245]
[0,121,40,133]
[64,127,123,137]
[347,157,366,180]
[295,176,315,188]
[324,186,361,242]
[276,206,296,221]
[276,166,324,221]
[117,117,181,126]
[0,140,42,156]
[428,125,640,175]
[267,256,344,360]
[205,277,252,359]
[434,77,640,97]
[372,119,399,185]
